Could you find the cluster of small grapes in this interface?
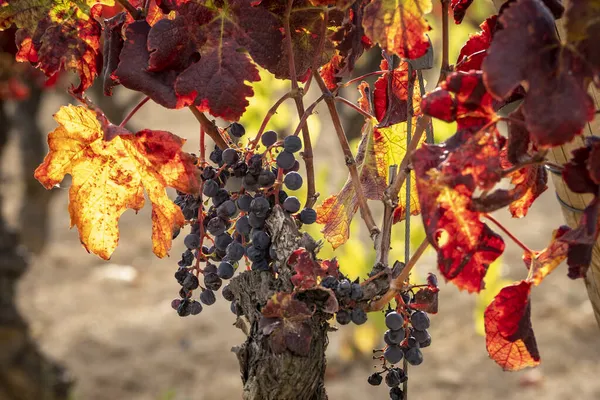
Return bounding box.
[367,281,436,400]
[170,123,317,316]
[321,275,368,325]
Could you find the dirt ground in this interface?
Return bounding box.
[2,83,600,400]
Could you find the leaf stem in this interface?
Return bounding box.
[199,126,206,165]
[369,238,430,311]
[284,0,317,209]
[249,91,294,148]
[116,0,141,19]
[483,213,533,254]
[335,97,376,120]
[313,71,380,237]
[119,96,150,128]
[455,49,487,70]
[292,94,326,137]
[437,0,450,85]
[333,70,388,94]
[188,107,228,150]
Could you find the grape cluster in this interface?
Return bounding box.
[170,123,317,316]
[321,275,368,325]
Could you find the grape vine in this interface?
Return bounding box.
[1,0,599,399]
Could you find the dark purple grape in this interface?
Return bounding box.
[217,261,235,279]
[204,272,222,290]
[389,387,404,400]
[261,130,278,147]
[407,336,420,348]
[209,147,222,165]
[202,167,216,180]
[299,208,317,224]
[232,162,248,177]
[189,300,203,315]
[200,289,216,305]
[184,233,201,250]
[230,300,242,316]
[405,347,423,365]
[351,308,367,325]
[174,268,189,285]
[384,329,404,345]
[321,276,338,289]
[250,197,270,217]
[336,310,351,325]
[411,328,430,343]
[229,122,245,138]
[207,217,226,236]
[222,284,234,301]
[282,196,301,213]
[350,283,363,300]
[177,299,192,316]
[385,311,404,331]
[204,263,218,274]
[283,172,303,190]
[215,233,233,251]
[203,179,220,197]
[236,194,253,212]
[178,287,190,299]
[384,344,404,364]
[283,135,302,153]
[427,272,438,287]
[410,311,430,331]
[336,279,352,297]
[367,373,382,386]
[248,212,266,228]
[420,336,432,348]
[276,151,295,169]
[226,241,245,261]
[182,274,199,290]
[212,189,230,207]
[171,299,182,310]
[218,200,237,218]
[251,230,270,250]
[222,148,239,165]
[242,174,259,191]
[283,159,300,174]
[178,249,194,267]
[385,368,401,387]
[235,216,251,235]
[246,245,265,262]
[258,170,276,187]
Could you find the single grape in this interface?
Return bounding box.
[232,162,248,178]
[427,272,438,287]
[215,233,233,251]
[177,299,191,317]
[350,283,363,300]
[351,308,368,325]
[385,311,404,331]
[252,259,270,271]
[230,300,242,316]
[407,336,420,348]
[258,170,276,187]
[203,179,220,197]
[175,268,189,285]
[204,272,222,291]
[229,122,245,138]
[182,274,200,290]
[276,151,296,170]
[218,200,237,218]
[235,216,251,235]
[410,311,430,331]
[171,299,182,310]
[251,230,270,250]
[246,246,265,262]
[212,189,230,207]
[248,212,266,229]
[336,279,352,297]
[336,310,351,325]
[226,241,245,261]
[207,217,226,236]
[320,276,338,289]
[202,166,216,180]
[384,329,404,346]
[222,148,239,165]
[250,197,270,217]
[179,287,190,299]
[217,261,235,279]
[283,172,303,190]
[283,159,300,174]
[411,328,430,343]
[299,208,317,224]
[405,347,423,366]
[385,368,401,387]
[236,194,253,212]
[189,300,203,315]
[242,174,259,191]
[184,233,201,250]
[200,289,217,305]
[178,249,194,267]
[283,135,302,153]
[367,373,382,386]
[419,336,432,348]
[384,344,404,364]
[209,147,222,165]
[221,284,235,301]
[261,130,278,147]
[389,387,404,400]
[283,196,301,213]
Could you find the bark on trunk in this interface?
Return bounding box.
[229,206,329,400]
[0,102,72,400]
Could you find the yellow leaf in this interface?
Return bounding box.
[35,105,199,259]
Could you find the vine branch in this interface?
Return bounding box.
[313,71,380,237]
[249,91,294,148]
[116,0,141,19]
[188,107,228,150]
[437,0,450,85]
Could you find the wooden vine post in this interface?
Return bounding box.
[492,0,600,326]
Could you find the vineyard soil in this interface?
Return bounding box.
[3,95,599,400]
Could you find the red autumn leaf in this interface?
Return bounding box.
[14,4,102,94]
[288,248,339,289]
[362,0,432,60]
[456,15,497,72]
[482,0,595,148]
[484,281,540,371]
[260,292,314,356]
[523,226,569,285]
[410,286,439,314]
[319,53,343,91]
[450,0,474,24]
[563,137,600,195]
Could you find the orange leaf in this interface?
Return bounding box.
[363,0,432,60]
[524,226,569,285]
[484,281,540,371]
[34,105,199,259]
